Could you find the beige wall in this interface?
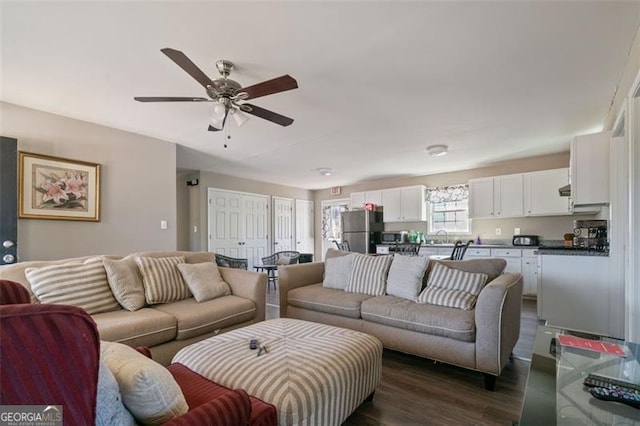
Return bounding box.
[187,170,314,251]
[312,152,594,255]
[1,102,178,260]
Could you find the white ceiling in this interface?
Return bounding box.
[2,1,639,190]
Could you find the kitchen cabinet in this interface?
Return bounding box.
[350,190,382,209]
[523,168,570,216]
[538,255,615,337]
[521,249,538,296]
[419,246,452,257]
[570,132,610,207]
[382,185,427,222]
[468,174,523,218]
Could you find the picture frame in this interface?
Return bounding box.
[18,151,101,221]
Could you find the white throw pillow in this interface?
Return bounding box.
[26,257,120,314]
[417,263,488,310]
[176,262,231,302]
[100,341,188,425]
[135,256,191,304]
[386,255,429,300]
[323,253,356,290]
[96,360,136,426]
[344,254,393,296]
[103,258,146,311]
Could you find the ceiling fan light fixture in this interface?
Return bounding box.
[210,103,227,129]
[231,109,249,127]
[426,144,449,157]
[316,167,332,176]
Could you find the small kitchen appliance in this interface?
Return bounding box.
[512,235,539,246]
[381,232,407,244]
[572,220,608,251]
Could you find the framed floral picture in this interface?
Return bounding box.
[18,151,100,221]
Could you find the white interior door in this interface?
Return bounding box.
[208,189,270,269]
[209,190,243,258]
[295,199,314,255]
[273,197,294,252]
[242,194,269,269]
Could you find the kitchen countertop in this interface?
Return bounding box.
[537,247,609,257]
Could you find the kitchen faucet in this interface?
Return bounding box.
[435,229,449,244]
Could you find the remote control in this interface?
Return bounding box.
[590,387,640,409]
[250,339,258,350]
[583,373,640,393]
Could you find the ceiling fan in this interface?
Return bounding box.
[134,48,298,132]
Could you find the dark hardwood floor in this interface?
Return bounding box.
[265,285,538,425]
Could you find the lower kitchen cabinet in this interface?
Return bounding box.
[521,250,538,296]
[538,255,615,338]
[466,247,538,297]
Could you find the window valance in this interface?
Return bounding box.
[426,184,469,203]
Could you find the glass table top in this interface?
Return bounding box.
[520,325,640,425]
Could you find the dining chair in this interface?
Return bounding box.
[394,242,421,256]
[450,240,473,260]
[261,251,300,290]
[334,240,351,251]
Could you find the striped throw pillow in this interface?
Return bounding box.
[417,263,488,310]
[344,254,393,296]
[26,258,121,314]
[135,256,191,304]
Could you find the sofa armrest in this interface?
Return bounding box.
[277,262,325,318]
[219,268,267,323]
[164,389,251,426]
[474,272,523,376]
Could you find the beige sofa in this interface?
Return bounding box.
[0,251,266,365]
[278,254,522,390]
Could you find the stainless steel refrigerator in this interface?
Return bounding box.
[341,209,384,254]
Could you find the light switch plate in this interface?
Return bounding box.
[514,227,521,235]
[495,227,502,235]
[160,220,168,230]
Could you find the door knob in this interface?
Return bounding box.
[3,240,15,248]
[3,254,15,264]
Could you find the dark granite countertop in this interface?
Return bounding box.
[537,247,609,257]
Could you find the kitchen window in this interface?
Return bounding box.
[426,184,470,234]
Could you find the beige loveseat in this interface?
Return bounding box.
[278,252,522,390]
[0,251,266,365]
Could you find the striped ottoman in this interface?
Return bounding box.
[173,318,382,426]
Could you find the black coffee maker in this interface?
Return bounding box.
[572,220,608,251]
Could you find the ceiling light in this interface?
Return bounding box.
[210,103,227,129]
[316,167,332,176]
[231,109,249,127]
[426,145,448,157]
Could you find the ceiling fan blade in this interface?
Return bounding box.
[239,75,298,100]
[134,97,209,102]
[243,104,294,126]
[161,48,215,89]
[208,125,222,132]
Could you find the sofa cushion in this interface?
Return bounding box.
[93,308,177,347]
[96,360,136,426]
[428,258,506,282]
[103,258,146,311]
[176,262,230,303]
[100,341,188,425]
[25,257,121,315]
[417,263,488,310]
[152,295,256,340]
[361,295,476,342]
[386,255,429,300]
[322,253,356,290]
[288,283,374,319]
[345,254,393,296]
[135,256,191,304]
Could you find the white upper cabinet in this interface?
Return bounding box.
[382,185,427,222]
[523,168,570,216]
[350,190,383,209]
[469,174,523,218]
[571,132,610,206]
